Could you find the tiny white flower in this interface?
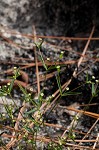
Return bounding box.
[7,82,11,86]
[13,67,17,70]
[28,93,31,96]
[75,115,79,120]
[47,57,50,61]
[3,33,11,38]
[59,140,62,145]
[2,113,5,117]
[56,65,60,69]
[87,81,91,84]
[16,34,22,38]
[40,118,43,122]
[61,51,64,54]
[96,80,99,83]
[28,140,32,143]
[4,93,7,96]
[40,93,44,97]
[30,88,33,92]
[39,38,42,41]
[66,87,69,91]
[49,96,51,99]
[92,76,95,79]
[52,94,55,97]
[46,97,49,101]
[72,133,76,138]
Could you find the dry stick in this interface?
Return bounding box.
[32,25,40,94]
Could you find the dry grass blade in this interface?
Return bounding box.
[66,107,99,119]
[73,26,95,77]
[32,25,40,94]
[93,132,99,149]
[1,25,99,41]
[0,33,31,50]
[36,35,99,41]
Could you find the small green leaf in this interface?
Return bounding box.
[62,91,81,96]
[92,82,96,97]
